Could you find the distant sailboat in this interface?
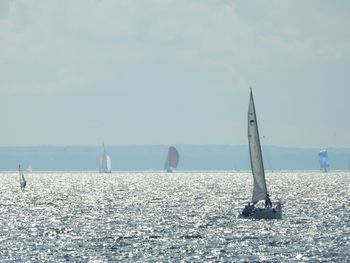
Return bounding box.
[19,164,27,190]
[318,150,330,172]
[99,144,112,173]
[164,146,179,173]
[27,164,33,173]
[241,89,282,219]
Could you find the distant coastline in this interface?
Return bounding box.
[0,145,349,171]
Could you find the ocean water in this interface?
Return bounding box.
[0,171,349,262]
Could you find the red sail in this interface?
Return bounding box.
[168,146,179,168]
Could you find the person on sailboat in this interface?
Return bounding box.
[242,205,250,217]
[265,194,272,208]
[243,203,253,217]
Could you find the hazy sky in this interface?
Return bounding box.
[0,0,349,148]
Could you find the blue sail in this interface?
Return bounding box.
[318,150,330,172]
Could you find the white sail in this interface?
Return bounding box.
[106,154,112,172]
[27,165,32,173]
[19,165,27,190]
[99,144,112,173]
[248,89,268,203]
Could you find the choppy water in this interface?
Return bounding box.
[0,171,349,262]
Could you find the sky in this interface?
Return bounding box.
[0,0,349,148]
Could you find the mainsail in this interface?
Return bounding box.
[19,164,27,190]
[100,144,112,173]
[318,150,329,172]
[164,146,179,172]
[248,89,268,203]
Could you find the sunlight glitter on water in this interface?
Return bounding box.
[0,171,349,262]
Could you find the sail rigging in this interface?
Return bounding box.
[248,89,268,203]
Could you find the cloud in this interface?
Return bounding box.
[0,0,349,147]
[1,0,349,95]
[0,0,254,95]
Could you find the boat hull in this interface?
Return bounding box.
[240,203,282,220]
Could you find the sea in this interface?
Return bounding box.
[0,171,349,262]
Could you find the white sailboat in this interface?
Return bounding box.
[19,164,27,190]
[99,144,112,173]
[27,164,33,173]
[241,89,282,219]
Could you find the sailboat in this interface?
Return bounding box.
[27,164,33,173]
[241,89,282,219]
[99,144,112,173]
[318,150,330,172]
[19,164,27,190]
[164,146,179,173]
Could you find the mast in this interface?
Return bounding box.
[248,89,268,203]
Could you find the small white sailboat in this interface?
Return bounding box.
[99,144,112,173]
[164,146,179,173]
[19,164,27,190]
[241,89,282,219]
[27,164,33,173]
